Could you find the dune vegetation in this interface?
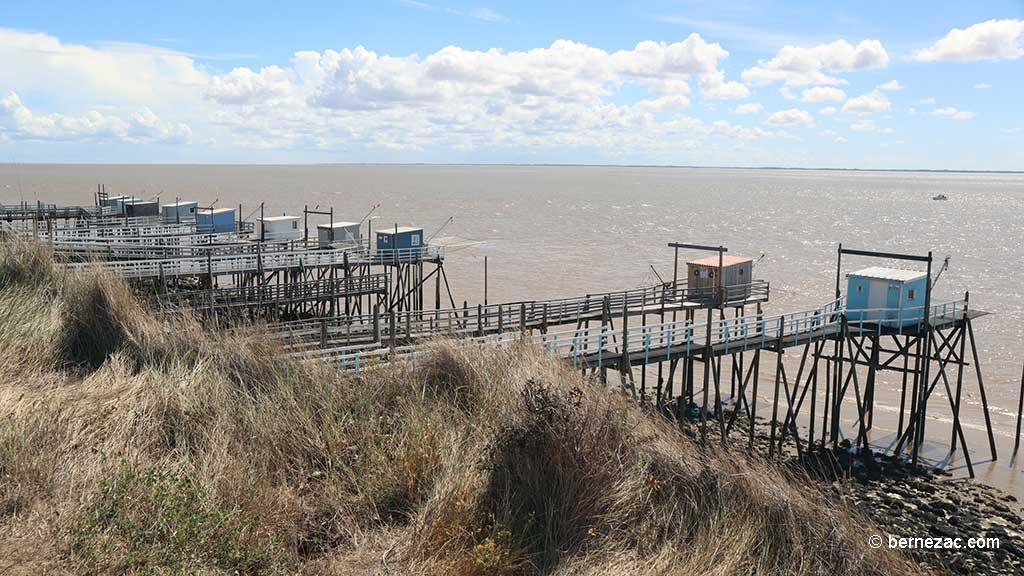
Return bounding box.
[0,238,914,575]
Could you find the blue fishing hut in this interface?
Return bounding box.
[106,195,140,215]
[196,208,236,233]
[846,267,928,328]
[376,226,424,257]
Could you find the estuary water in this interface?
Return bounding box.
[3,163,1024,495]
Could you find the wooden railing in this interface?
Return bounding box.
[302,297,968,372]
[156,273,387,312]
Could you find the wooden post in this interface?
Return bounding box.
[389,310,397,349]
[951,320,968,452]
[672,246,679,290]
[966,319,999,460]
[769,315,784,457]
[620,300,635,399]
[701,307,712,444]
[1015,360,1024,453]
[600,296,611,384]
[912,252,934,465]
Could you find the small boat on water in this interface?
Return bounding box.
[932,194,948,201]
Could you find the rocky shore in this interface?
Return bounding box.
[672,410,1023,576]
[822,449,1023,576]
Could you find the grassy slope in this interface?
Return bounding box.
[0,239,915,575]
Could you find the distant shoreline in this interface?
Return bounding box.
[1,162,1022,175]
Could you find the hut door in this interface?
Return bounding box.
[868,279,888,318]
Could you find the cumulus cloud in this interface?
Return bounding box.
[820,106,837,115]
[0,27,778,155]
[835,136,848,143]
[912,19,1024,62]
[741,39,889,86]
[0,91,190,142]
[734,102,763,114]
[974,83,992,89]
[698,71,750,99]
[933,107,975,120]
[841,90,890,115]
[294,36,736,114]
[800,86,846,103]
[877,80,902,91]
[765,108,814,127]
[205,66,296,105]
[0,28,207,109]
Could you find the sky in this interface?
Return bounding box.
[0,1,1022,169]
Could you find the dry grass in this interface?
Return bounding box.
[0,240,916,575]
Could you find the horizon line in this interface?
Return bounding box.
[0,161,1021,175]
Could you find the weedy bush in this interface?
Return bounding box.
[68,463,284,573]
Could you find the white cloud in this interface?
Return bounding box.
[734,102,763,114]
[820,106,837,115]
[912,19,1024,62]
[933,107,975,120]
[698,71,750,99]
[709,120,774,141]
[765,108,815,127]
[974,83,992,89]
[0,91,190,142]
[850,119,876,132]
[821,129,836,136]
[0,28,776,155]
[741,39,889,86]
[205,66,296,105]
[835,136,848,143]
[800,86,846,103]
[841,90,891,115]
[917,97,936,104]
[877,80,902,91]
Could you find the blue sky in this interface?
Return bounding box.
[0,1,1022,169]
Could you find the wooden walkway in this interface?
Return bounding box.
[277,281,772,352]
[297,297,971,371]
[156,273,387,312]
[62,245,445,279]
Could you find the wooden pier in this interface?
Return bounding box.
[0,198,1002,477]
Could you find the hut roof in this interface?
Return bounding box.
[376,226,422,235]
[688,255,753,267]
[318,221,360,229]
[849,267,926,282]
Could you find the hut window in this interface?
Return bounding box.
[411,235,420,246]
[856,285,863,293]
[292,221,298,229]
[739,268,744,276]
[708,270,715,279]
[908,289,917,301]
